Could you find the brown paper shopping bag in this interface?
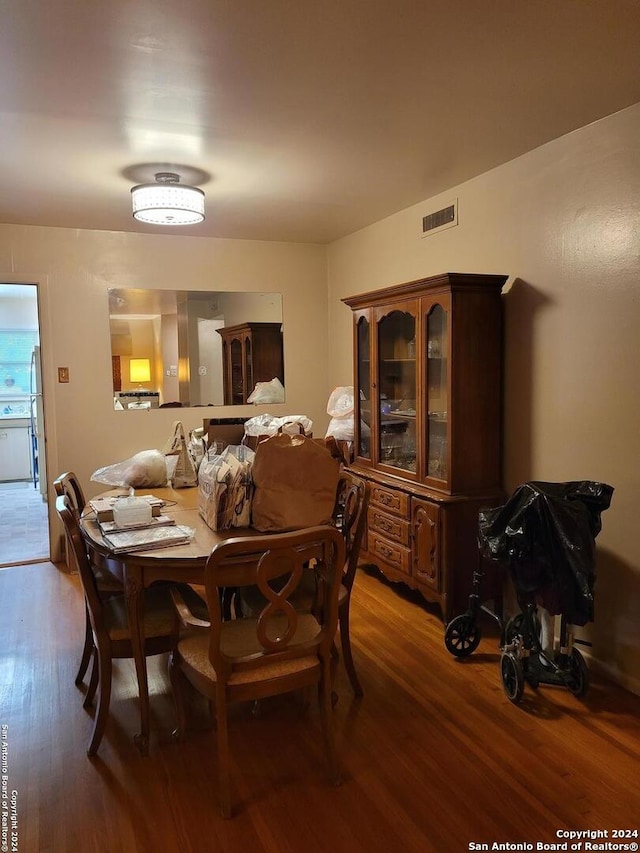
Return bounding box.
[251,433,340,532]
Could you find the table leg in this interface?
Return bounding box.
[124,565,150,756]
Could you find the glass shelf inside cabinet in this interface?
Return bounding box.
[426,303,448,480]
[377,308,417,472]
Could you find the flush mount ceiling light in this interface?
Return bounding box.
[131,172,205,225]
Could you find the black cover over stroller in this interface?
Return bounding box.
[444,480,614,703]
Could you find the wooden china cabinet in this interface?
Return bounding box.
[342,272,507,622]
[217,322,284,405]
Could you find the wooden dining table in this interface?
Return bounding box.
[80,485,262,755]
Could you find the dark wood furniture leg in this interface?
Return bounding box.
[75,604,94,685]
[124,564,151,756]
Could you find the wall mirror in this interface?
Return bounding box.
[108,288,284,409]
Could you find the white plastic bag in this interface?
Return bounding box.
[91,449,168,489]
[247,377,285,404]
[324,386,355,441]
[326,386,354,418]
[325,415,354,441]
[243,413,313,437]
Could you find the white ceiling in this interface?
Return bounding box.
[1,0,640,245]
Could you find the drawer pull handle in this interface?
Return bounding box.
[379,493,393,506]
[379,544,394,559]
[378,518,392,532]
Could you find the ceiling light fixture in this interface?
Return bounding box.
[131,172,205,226]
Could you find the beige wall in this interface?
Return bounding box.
[327,103,640,694]
[0,225,329,554]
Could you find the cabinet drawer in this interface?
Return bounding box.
[368,531,411,576]
[368,506,410,546]
[370,485,409,517]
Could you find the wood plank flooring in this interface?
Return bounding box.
[1,561,639,852]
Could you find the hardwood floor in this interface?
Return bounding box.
[2,561,639,852]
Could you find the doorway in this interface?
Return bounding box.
[0,283,49,566]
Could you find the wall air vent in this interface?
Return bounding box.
[419,199,458,238]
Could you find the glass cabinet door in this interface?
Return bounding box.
[376,307,417,473]
[244,335,253,401]
[230,338,244,404]
[356,316,371,459]
[425,302,449,482]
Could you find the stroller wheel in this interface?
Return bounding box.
[500,651,524,703]
[503,611,541,647]
[444,613,482,658]
[503,614,523,645]
[444,614,481,658]
[566,647,589,697]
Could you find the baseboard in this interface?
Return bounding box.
[582,648,640,697]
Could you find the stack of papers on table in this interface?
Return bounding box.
[89,495,164,522]
[102,524,192,554]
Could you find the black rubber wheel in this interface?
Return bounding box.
[444,614,481,658]
[565,647,589,697]
[500,651,525,704]
[502,614,524,646]
[503,611,541,648]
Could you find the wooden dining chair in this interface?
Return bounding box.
[53,472,123,688]
[55,493,207,756]
[168,525,346,818]
[332,471,369,697]
[236,471,370,696]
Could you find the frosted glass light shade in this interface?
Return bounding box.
[129,358,151,383]
[131,181,205,225]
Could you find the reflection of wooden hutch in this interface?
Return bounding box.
[217,322,284,405]
[343,272,507,622]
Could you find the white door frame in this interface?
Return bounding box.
[0,275,60,562]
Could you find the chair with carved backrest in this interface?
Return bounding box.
[169,525,346,818]
[53,472,124,689]
[236,470,369,696]
[55,492,207,756]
